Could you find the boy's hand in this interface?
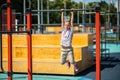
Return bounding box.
[70,8,74,13]
[61,9,64,12]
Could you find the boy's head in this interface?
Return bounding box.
[64,16,71,29]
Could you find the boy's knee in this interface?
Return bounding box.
[61,61,65,65]
[70,60,75,64]
[70,61,74,64]
[60,59,66,65]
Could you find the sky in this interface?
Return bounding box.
[74,0,118,8]
[74,0,117,3]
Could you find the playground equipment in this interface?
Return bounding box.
[95,6,101,80]
[32,9,94,12]
[2,34,93,76]
[0,0,7,74]
[0,1,101,80]
[0,0,32,80]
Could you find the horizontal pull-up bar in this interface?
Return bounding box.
[31,23,84,26]
[32,8,95,12]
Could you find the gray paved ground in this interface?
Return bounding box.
[77,53,120,80]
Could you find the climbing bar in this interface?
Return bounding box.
[32,8,95,12]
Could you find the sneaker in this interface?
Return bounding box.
[74,64,79,72]
[67,61,71,69]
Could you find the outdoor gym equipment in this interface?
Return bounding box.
[0,0,32,80]
[0,1,101,80]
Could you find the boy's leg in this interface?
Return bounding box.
[61,50,71,69]
[68,50,79,72]
[68,50,74,64]
[60,51,67,65]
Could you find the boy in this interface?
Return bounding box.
[60,9,78,72]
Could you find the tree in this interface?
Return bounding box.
[0,0,117,25]
[86,1,117,25]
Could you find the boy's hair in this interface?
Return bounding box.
[64,16,70,21]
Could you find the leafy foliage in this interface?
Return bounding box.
[0,0,117,25]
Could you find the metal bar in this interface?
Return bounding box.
[32,8,94,12]
[7,0,12,80]
[64,0,66,16]
[117,0,120,43]
[41,0,43,28]
[27,0,31,9]
[77,2,80,24]
[47,0,49,24]
[26,9,32,80]
[82,0,85,33]
[2,23,95,27]
[0,31,32,34]
[23,0,26,31]
[2,24,26,26]
[0,3,9,74]
[89,10,92,24]
[32,24,61,26]
[95,6,101,80]
[31,23,81,26]
[15,19,18,31]
[0,4,4,73]
[37,0,41,33]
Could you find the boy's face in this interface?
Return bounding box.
[64,21,70,29]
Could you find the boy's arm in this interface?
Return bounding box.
[61,9,64,28]
[70,9,74,27]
